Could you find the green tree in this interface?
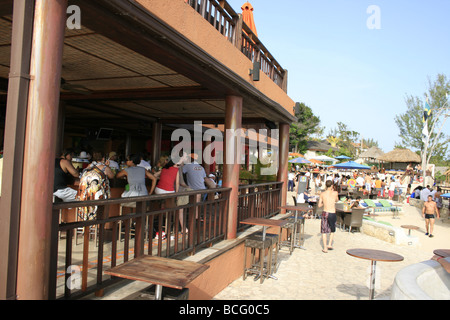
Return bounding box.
[289,102,322,154]
[327,122,360,157]
[395,74,450,169]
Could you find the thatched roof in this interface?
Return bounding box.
[359,146,385,160]
[378,148,421,163]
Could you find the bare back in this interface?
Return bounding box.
[319,188,339,213]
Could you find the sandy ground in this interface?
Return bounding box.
[213,192,450,300]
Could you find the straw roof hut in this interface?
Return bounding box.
[359,146,385,160]
[378,148,421,170]
[378,148,421,163]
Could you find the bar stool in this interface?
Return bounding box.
[280,217,303,254]
[243,234,274,284]
[119,202,136,241]
[253,232,280,274]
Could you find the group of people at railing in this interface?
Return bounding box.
[53,149,220,231]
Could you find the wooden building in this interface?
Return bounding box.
[0,0,295,299]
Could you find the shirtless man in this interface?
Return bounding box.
[422,195,440,238]
[318,180,339,253]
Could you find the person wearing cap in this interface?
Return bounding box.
[53,148,80,202]
[137,152,151,171]
[108,151,119,171]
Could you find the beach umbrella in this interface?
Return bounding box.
[309,159,324,165]
[332,161,371,170]
[335,155,351,160]
[289,152,304,157]
[288,157,311,164]
[311,155,337,162]
[441,193,450,198]
[242,2,258,36]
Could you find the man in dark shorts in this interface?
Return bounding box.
[422,195,440,237]
[318,180,339,253]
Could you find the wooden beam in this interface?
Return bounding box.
[60,86,222,102]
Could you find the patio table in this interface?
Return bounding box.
[346,248,403,300]
[401,225,419,236]
[104,255,209,300]
[433,249,450,258]
[240,217,287,241]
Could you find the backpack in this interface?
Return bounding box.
[77,164,110,220]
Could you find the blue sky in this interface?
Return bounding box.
[226,0,450,154]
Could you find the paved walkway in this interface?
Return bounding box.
[213,195,449,300]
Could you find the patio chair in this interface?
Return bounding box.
[343,208,365,233]
[315,206,323,219]
[336,212,345,231]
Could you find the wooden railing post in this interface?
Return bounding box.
[134,201,146,258]
[234,14,243,49]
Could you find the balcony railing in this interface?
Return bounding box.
[186,0,287,91]
[237,181,283,231]
[49,188,230,300]
[49,181,282,299]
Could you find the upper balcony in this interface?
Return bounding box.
[185,0,287,91]
[136,0,294,119]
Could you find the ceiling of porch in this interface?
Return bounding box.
[0,0,292,139]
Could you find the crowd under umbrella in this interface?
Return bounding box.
[332,161,371,170]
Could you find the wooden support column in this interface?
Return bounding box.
[223,95,242,239]
[0,0,34,301]
[16,0,67,300]
[277,123,290,214]
[151,121,162,168]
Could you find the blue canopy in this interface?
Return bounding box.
[288,157,311,164]
[335,155,351,160]
[441,193,450,198]
[332,161,370,170]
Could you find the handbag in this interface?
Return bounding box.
[176,186,192,206]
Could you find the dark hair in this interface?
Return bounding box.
[62,148,75,157]
[163,160,175,170]
[127,154,141,165]
[325,180,332,188]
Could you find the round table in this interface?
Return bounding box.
[433,249,450,258]
[401,225,419,236]
[346,248,404,300]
